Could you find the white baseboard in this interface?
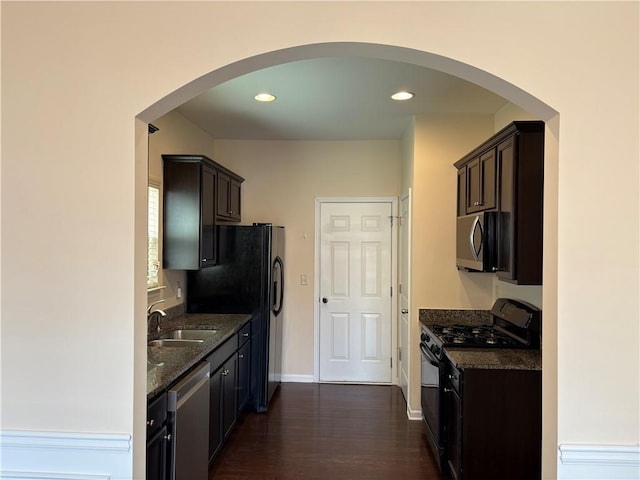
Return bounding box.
[407,407,423,421]
[558,444,640,479]
[280,374,314,383]
[0,430,132,480]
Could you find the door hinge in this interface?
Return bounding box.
[389,215,401,226]
[390,357,393,369]
[398,346,402,362]
[390,286,393,297]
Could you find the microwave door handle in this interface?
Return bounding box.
[470,215,482,261]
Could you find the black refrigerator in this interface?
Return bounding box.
[186,224,284,412]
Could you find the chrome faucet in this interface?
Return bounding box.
[147,299,167,333]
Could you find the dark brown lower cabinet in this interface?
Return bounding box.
[146,393,169,480]
[208,343,238,463]
[222,355,238,440]
[206,320,253,465]
[444,363,541,480]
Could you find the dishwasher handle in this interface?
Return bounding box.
[167,363,210,412]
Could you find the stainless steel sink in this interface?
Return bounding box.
[159,329,218,340]
[148,338,204,347]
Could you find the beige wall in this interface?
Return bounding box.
[214,139,401,376]
[400,118,415,194]
[2,2,638,479]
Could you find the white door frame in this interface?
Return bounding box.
[313,196,399,384]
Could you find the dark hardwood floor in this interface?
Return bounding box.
[209,383,442,479]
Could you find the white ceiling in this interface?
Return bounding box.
[176,56,509,141]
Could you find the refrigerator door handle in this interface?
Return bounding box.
[272,256,284,315]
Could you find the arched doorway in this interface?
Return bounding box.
[136,41,559,478]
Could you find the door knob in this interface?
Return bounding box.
[322,297,328,304]
[401,309,408,314]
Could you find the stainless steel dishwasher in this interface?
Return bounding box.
[167,362,210,480]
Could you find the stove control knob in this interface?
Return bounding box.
[430,345,440,357]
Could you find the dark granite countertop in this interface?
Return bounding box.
[444,348,541,371]
[147,312,251,400]
[419,308,541,371]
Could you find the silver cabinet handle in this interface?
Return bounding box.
[242,332,249,337]
[164,433,171,442]
[401,309,408,314]
[222,369,230,376]
[239,354,244,359]
[444,387,454,393]
[147,419,155,427]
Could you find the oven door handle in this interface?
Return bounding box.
[420,343,440,367]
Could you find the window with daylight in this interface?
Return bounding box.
[147,184,160,289]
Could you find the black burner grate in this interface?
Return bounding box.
[429,324,521,347]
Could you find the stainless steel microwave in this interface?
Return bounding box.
[456,212,495,272]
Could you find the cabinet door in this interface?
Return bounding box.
[445,386,462,480]
[496,137,515,281]
[228,178,241,221]
[466,157,481,213]
[146,424,168,480]
[216,172,231,219]
[222,355,238,440]
[209,367,223,462]
[457,168,467,216]
[479,149,496,210]
[162,161,202,270]
[201,166,217,267]
[237,340,251,412]
[467,149,496,213]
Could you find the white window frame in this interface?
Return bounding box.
[147,180,161,291]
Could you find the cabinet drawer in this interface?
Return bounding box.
[147,392,167,437]
[239,321,251,346]
[207,334,238,373]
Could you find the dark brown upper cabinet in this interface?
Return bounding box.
[216,171,242,222]
[454,121,544,285]
[162,154,244,270]
[495,124,544,285]
[463,148,497,214]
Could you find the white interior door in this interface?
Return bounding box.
[318,201,393,383]
[399,191,411,401]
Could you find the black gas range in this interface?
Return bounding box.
[421,297,541,359]
[419,298,541,478]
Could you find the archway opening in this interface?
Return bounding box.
[135,41,559,478]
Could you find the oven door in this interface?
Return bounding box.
[421,341,444,469]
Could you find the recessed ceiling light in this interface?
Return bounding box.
[391,91,415,101]
[254,93,276,102]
